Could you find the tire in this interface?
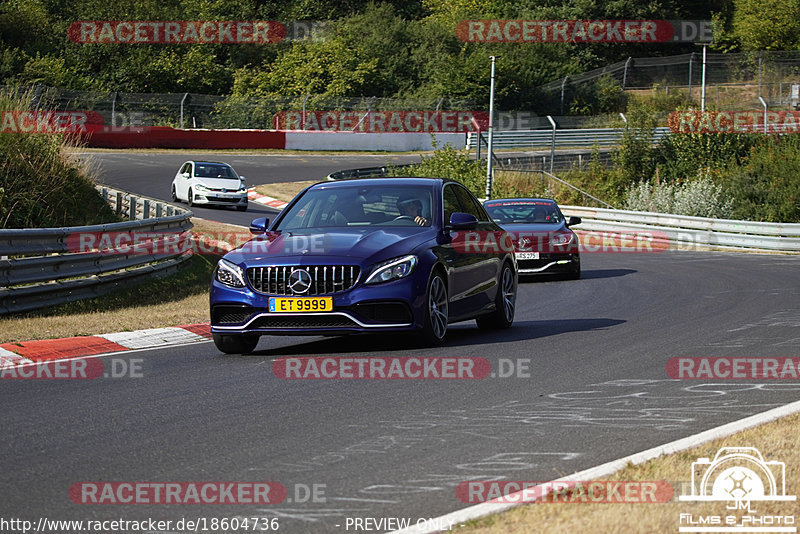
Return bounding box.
[237,204,247,212]
[213,333,259,354]
[418,271,448,346]
[477,262,516,330]
[563,255,581,280]
[171,185,179,203]
[187,188,194,207]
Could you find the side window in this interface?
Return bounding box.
[180,163,191,175]
[453,185,490,222]
[442,185,460,225]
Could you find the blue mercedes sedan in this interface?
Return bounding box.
[210,178,518,353]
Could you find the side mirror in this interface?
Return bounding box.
[181,172,190,179]
[449,212,479,230]
[249,217,269,234]
[567,216,581,227]
[239,176,246,182]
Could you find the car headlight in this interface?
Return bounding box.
[550,232,574,247]
[215,258,246,288]
[237,184,248,192]
[194,184,210,192]
[365,255,418,285]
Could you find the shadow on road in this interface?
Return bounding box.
[244,317,625,357]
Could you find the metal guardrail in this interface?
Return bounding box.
[467,127,671,150]
[560,206,800,252]
[327,164,800,253]
[0,187,194,315]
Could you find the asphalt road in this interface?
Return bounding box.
[78,152,424,226]
[2,153,799,533]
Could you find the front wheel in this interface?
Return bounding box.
[419,271,448,345]
[236,204,247,212]
[171,185,179,202]
[213,333,259,354]
[477,263,516,330]
[187,188,194,207]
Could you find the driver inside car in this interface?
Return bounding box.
[396,196,429,226]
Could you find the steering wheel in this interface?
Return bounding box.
[393,215,414,221]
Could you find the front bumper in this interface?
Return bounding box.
[516,252,579,274]
[192,191,248,206]
[210,274,424,336]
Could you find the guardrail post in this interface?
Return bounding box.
[155,203,162,218]
[142,199,150,219]
[115,192,123,216]
[129,196,137,220]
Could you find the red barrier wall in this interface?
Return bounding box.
[82,127,286,149]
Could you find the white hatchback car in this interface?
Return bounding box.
[171,161,249,211]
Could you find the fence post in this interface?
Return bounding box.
[180,93,188,129]
[560,76,568,115]
[688,53,694,98]
[547,115,556,174]
[622,57,632,89]
[111,92,117,127]
[758,51,763,99]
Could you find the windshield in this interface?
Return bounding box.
[195,163,238,179]
[485,201,563,224]
[277,184,435,230]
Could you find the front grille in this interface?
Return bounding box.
[247,265,360,296]
[250,315,357,329]
[208,197,242,203]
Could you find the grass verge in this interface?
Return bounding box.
[0,218,246,343]
[254,180,320,202]
[459,412,800,533]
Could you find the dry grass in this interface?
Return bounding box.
[0,218,246,343]
[254,180,320,202]
[460,413,800,533]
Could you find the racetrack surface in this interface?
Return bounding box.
[2,249,799,532]
[79,152,424,226]
[3,153,799,531]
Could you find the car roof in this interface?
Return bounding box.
[485,198,558,205]
[189,160,231,166]
[310,177,454,189]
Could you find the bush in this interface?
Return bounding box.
[391,137,486,196]
[722,136,800,222]
[0,89,118,228]
[624,172,734,218]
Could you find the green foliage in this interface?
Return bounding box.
[391,138,485,196]
[732,0,800,51]
[658,132,761,181]
[614,95,659,183]
[722,136,800,222]
[0,90,119,228]
[624,171,734,218]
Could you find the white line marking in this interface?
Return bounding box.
[390,398,800,534]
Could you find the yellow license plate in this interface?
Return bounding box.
[269,297,333,312]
